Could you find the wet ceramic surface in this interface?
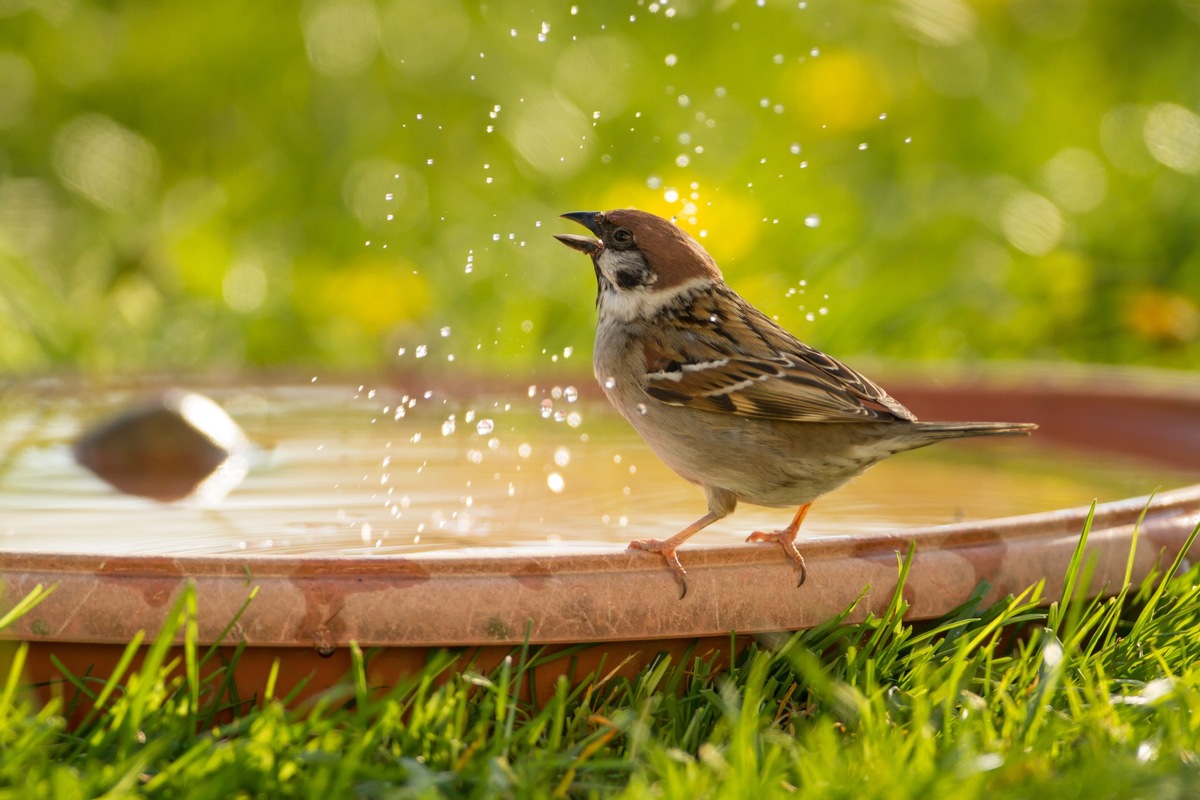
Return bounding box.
[1,378,1191,557]
[0,370,1197,650]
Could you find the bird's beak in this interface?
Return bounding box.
[554,211,603,256]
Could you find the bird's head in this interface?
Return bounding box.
[555,209,722,318]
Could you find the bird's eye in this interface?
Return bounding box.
[612,227,634,246]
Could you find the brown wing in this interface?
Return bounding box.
[641,284,917,423]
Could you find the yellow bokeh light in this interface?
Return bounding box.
[792,50,891,134]
[1125,289,1200,345]
[306,258,430,335]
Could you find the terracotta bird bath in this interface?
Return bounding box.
[1,365,1198,708]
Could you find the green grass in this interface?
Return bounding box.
[3,517,1200,799]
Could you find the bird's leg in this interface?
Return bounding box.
[746,502,811,587]
[629,511,723,599]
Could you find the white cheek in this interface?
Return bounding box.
[595,249,653,321]
[596,249,642,280]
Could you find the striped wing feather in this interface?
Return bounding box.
[641,285,917,423]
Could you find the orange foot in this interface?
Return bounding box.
[628,511,723,600]
[629,538,688,599]
[746,502,811,588]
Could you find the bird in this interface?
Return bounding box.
[554,208,1037,598]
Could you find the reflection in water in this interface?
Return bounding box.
[0,382,1191,557]
[72,390,250,503]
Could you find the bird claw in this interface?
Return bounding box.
[746,529,808,588]
[629,538,689,599]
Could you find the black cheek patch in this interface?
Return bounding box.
[614,268,648,289]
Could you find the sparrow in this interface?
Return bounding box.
[555,209,1037,597]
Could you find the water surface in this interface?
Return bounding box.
[0,381,1191,557]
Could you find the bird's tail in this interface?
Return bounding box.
[910,420,1038,442]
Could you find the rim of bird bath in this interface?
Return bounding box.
[3,364,1200,706]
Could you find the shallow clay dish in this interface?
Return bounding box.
[3,366,1199,707]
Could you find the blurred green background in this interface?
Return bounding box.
[1,0,1198,376]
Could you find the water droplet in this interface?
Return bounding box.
[441,417,456,436]
[440,326,451,337]
[665,54,677,66]
[636,403,648,415]
[415,344,428,358]
[518,443,532,459]
[547,473,565,493]
[789,143,802,155]
[540,399,553,418]
[476,418,495,435]
[554,447,570,467]
[564,386,579,403]
[553,410,567,422]
[858,142,868,151]
[567,412,582,428]
[603,376,617,390]
[804,214,821,228]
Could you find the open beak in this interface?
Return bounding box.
[554,211,603,256]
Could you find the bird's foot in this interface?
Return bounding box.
[628,538,689,599]
[745,529,808,587]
